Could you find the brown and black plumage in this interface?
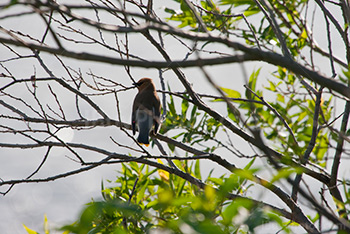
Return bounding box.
[132,78,161,145]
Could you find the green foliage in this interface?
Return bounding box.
[55,161,291,234]
[160,92,222,152]
[166,0,236,32]
[261,67,333,162]
[165,0,311,59]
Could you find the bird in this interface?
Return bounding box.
[132,78,161,146]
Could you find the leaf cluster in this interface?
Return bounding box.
[57,161,290,234]
[161,93,222,152]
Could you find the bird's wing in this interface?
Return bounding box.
[132,95,141,135]
[152,93,161,133]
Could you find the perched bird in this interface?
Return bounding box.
[132,78,161,146]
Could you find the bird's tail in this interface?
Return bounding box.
[137,134,150,146]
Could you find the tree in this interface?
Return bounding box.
[1,0,350,233]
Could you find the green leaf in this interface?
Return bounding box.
[220,87,241,98]
[168,143,175,152]
[270,167,302,183]
[137,180,149,204]
[44,214,49,234]
[23,224,39,234]
[222,201,239,225]
[194,159,202,180]
[181,97,189,116]
[176,178,187,197]
[180,0,191,13]
[296,110,307,123]
[277,93,285,103]
[168,94,177,116]
[266,212,285,229]
[219,174,240,195]
[267,80,277,91]
[314,134,328,161]
[244,157,256,170]
[246,68,261,99]
[164,7,176,14]
[235,168,255,181]
[207,177,224,186]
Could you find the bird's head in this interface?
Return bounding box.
[133,78,155,91]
